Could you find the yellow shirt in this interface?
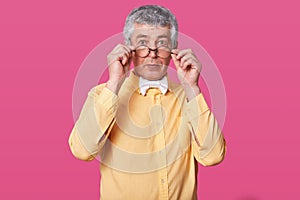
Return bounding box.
[68,72,226,200]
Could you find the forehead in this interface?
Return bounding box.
[131,23,171,40]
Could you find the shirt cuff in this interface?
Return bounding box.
[75,85,118,154]
[95,85,119,111]
[185,93,209,121]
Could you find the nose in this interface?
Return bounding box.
[148,48,158,58]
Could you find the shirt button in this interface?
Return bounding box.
[161,179,165,183]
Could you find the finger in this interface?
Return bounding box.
[119,44,135,60]
[180,55,193,68]
[121,55,127,66]
[107,44,130,67]
[182,59,192,70]
[176,49,192,60]
[171,49,180,56]
[122,46,134,64]
[114,44,131,57]
[123,50,134,67]
[171,49,180,59]
[123,45,132,55]
[125,55,133,67]
[115,49,129,65]
[171,53,181,70]
[127,54,133,68]
[121,53,131,66]
[110,48,128,60]
[114,50,126,64]
[120,46,131,56]
[185,59,202,73]
[127,45,135,52]
[124,64,130,75]
[115,54,124,63]
[183,59,198,70]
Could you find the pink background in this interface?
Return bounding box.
[1,0,299,199]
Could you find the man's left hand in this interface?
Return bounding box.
[171,49,202,100]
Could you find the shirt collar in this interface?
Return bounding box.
[125,70,178,95]
[139,76,168,96]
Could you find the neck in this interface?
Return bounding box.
[133,70,166,81]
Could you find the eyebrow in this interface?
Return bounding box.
[135,34,170,40]
[135,34,149,39]
[156,35,169,39]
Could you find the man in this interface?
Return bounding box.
[69,5,226,200]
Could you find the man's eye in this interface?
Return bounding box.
[157,40,167,46]
[138,40,147,45]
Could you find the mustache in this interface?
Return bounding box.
[133,63,167,70]
[144,63,162,66]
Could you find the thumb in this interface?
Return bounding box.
[171,53,180,70]
[124,64,130,76]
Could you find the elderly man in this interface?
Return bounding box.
[69,5,226,200]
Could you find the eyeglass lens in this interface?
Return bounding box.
[134,46,172,58]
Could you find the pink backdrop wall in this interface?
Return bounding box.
[1,0,299,199]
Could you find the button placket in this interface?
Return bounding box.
[156,95,169,200]
[154,93,161,104]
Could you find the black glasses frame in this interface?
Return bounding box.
[132,46,176,58]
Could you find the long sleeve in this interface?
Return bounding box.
[68,84,118,161]
[185,93,226,166]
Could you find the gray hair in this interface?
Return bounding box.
[123,5,178,48]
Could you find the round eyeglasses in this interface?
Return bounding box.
[132,46,175,59]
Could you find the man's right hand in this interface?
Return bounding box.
[106,44,134,94]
